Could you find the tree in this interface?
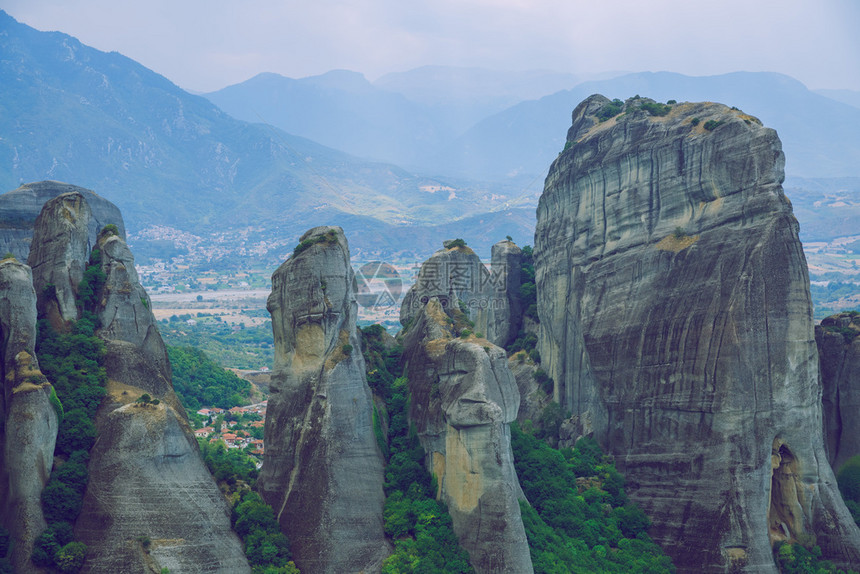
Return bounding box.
[54,541,87,573]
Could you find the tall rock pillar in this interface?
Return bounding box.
[535,95,860,572]
[258,226,389,574]
[400,250,533,573]
[0,257,58,573]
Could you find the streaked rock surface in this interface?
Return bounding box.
[535,95,860,572]
[258,226,389,574]
[401,297,532,573]
[1,181,125,263]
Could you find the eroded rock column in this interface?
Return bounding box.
[258,226,389,574]
[401,294,532,574]
[0,257,58,573]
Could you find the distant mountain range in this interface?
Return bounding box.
[0,10,532,258]
[2,8,859,265]
[444,72,860,179]
[210,68,860,181]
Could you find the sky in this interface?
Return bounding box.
[3,0,860,93]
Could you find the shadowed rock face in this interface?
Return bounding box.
[1,181,125,266]
[401,297,532,574]
[258,226,389,574]
[816,316,860,471]
[400,241,517,348]
[0,257,58,573]
[487,240,522,348]
[28,192,92,325]
[27,196,249,573]
[535,94,860,572]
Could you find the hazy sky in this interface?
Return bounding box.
[4,0,860,93]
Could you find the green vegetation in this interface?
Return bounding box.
[639,101,672,117]
[595,99,624,122]
[703,120,724,131]
[293,229,338,256]
[199,439,259,487]
[773,539,857,574]
[167,345,252,412]
[101,223,119,237]
[506,245,540,358]
[32,245,112,571]
[818,313,860,344]
[1,253,14,261]
[511,424,675,573]
[533,369,553,395]
[838,456,860,529]
[519,246,537,321]
[673,227,687,239]
[360,324,403,398]
[198,440,297,573]
[447,238,467,249]
[233,492,295,573]
[359,326,474,573]
[691,117,700,126]
[135,393,160,406]
[160,319,274,370]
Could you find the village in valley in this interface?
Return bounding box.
[193,401,268,466]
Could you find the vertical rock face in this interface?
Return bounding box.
[0,181,126,263]
[535,95,860,572]
[96,230,172,398]
[816,315,860,471]
[0,257,58,573]
[487,240,522,348]
[399,241,513,348]
[27,192,93,325]
[27,195,249,573]
[401,297,532,574]
[258,226,389,574]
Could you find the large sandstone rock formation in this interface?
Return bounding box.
[400,295,532,574]
[816,314,860,471]
[1,181,125,263]
[258,226,389,574]
[0,256,58,573]
[400,240,520,349]
[535,95,860,572]
[28,193,249,573]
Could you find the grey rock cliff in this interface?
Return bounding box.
[487,240,522,348]
[0,257,58,573]
[28,192,92,325]
[258,226,389,574]
[1,181,125,263]
[535,95,860,572]
[401,297,533,574]
[816,315,860,471]
[27,196,249,573]
[96,230,172,398]
[400,241,514,348]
